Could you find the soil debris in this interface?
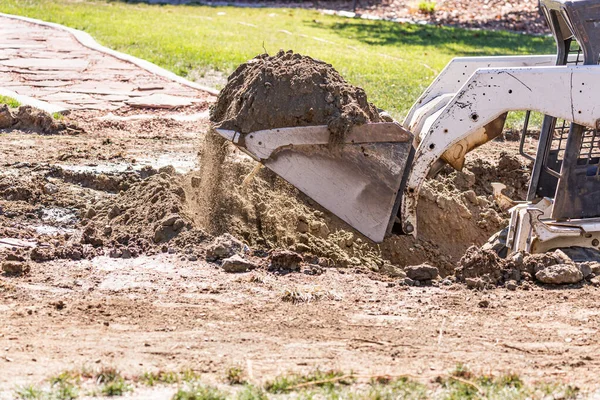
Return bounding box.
[85,173,204,254]
[455,246,590,287]
[535,264,583,285]
[210,49,381,143]
[221,254,258,273]
[405,263,439,281]
[206,233,245,261]
[0,104,67,134]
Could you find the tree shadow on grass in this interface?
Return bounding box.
[311,19,554,55]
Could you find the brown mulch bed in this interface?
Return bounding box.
[220,0,549,35]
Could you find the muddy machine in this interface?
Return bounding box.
[217,0,600,257]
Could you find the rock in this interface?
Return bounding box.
[153,225,172,243]
[108,205,121,219]
[465,277,485,289]
[297,220,309,233]
[463,190,478,205]
[221,254,258,273]
[590,262,600,275]
[505,280,518,291]
[2,261,30,275]
[81,224,103,247]
[0,104,15,128]
[535,264,583,285]
[478,299,490,308]
[269,250,303,271]
[158,165,177,176]
[379,263,407,278]
[43,183,59,195]
[173,218,185,231]
[161,214,180,226]
[590,276,600,287]
[206,233,243,261]
[404,277,414,286]
[85,207,97,219]
[578,262,594,279]
[510,252,524,266]
[553,249,573,265]
[405,263,439,281]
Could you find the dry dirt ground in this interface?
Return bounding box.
[2,107,600,398]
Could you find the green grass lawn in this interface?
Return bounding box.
[0,0,553,121]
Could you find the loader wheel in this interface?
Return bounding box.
[482,227,509,259]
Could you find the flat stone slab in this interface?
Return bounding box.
[125,93,199,109]
[0,15,213,112]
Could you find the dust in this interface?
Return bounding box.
[0,104,66,134]
[210,50,381,143]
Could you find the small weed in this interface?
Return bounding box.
[0,95,20,108]
[48,371,80,400]
[450,363,473,380]
[52,112,64,120]
[101,378,130,397]
[225,366,247,385]
[364,377,429,400]
[265,369,353,393]
[141,370,181,386]
[14,385,44,400]
[495,373,523,389]
[94,366,121,384]
[417,1,436,14]
[172,383,228,400]
[236,385,268,400]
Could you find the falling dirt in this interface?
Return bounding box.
[210,50,381,143]
[182,52,521,277]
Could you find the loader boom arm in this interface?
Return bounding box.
[402,64,600,235]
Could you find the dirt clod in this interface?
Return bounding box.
[269,250,303,272]
[535,264,583,285]
[0,105,66,134]
[405,263,439,281]
[206,233,244,261]
[2,261,30,275]
[221,254,258,273]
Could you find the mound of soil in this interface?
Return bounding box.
[210,50,381,142]
[0,104,66,134]
[83,171,209,255]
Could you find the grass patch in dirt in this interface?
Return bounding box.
[13,365,584,399]
[172,384,228,400]
[0,95,20,108]
[0,0,553,123]
[141,369,201,386]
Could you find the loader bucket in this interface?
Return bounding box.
[215,123,414,243]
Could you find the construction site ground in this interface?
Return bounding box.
[1,9,600,400]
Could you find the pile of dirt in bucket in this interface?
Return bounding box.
[190,50,514,277]
[0,104,67,134]
[210,50,382,143]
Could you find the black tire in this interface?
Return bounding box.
[482,226,509,259]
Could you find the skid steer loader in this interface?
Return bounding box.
[216,0,600,258]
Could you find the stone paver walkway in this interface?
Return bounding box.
[0,15,214,112]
